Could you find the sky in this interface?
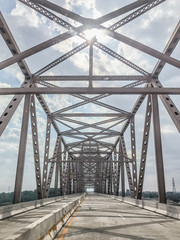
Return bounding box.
[0,0,180,193]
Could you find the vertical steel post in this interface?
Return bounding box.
[74,160,77,193]
[102,160,106,193]
[120,135,134,197]
[54,159,59,196]
[109,156,113,194]
[66,156,70,194]
[137,95,152,199]
[45,135,61,198]
[13,94,31,203]
[113,151,117,195]
[30,95,42,199]
[72,159,75,194]
[59,143,63,195]
[107,158,111,194]
[116,142,121,196]
[89,43,93,88]
[130,118,137,197]
[42,118,51,198]
[151,94,166,203]
[104,158,109,194]
[62,151,67,195]
[55,137,61,196]
[119,138,125,197]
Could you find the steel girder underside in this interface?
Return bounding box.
[0,0,179,204]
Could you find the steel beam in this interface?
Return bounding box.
[44,135,61,198]
[130,118,137,196]
[0,93,24,137]
[89,43,93,88]
[137,95,152,199]
[30,95,42,199]
[30,0,87,24]
[35,94,69,149]
[13,95,31,203]
[94,42,149,76]
[20,0,166,82]
[60,118,123,136]
[152,21,180,77]
[20,0,166,84]
[34,42,88,76]
[52,94,109,115]
[18,0,73,31]
[101,26,180,69]
[37,75,148,81]
[71,94,129,114]
[37,78,147,90]
[1,87,180,95]
[69,151,111,154]
[151,94,166,203]
[0,24,88,70]
[109,0,166,31]
[116,142,121,196]
[0,12,32,136]
[69,94,129,115]
[152,81,180,133]
[42,118,51,197]
[151,21,180,132]
[0,12,31,78]
[96,0,154,24]
[120,144,125,197]
[55,113,127,117]
[2,1,176,70]
[120,135,134,197]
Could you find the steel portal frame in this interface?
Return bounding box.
[0,0,179,204]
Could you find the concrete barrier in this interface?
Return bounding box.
[4,194,86,240]
[0,194,81,220]
[97,193,180,220]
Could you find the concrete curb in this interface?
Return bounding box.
[0,194,81,220]
[5,194,86,240]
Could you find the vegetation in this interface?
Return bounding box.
[142,191,158,199]
[0,188,61,206]
[0,189,179,206]
[166,192,180,203]
[142,191,180,203]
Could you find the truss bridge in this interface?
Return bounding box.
[0,0,180,239]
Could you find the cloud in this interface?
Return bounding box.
[11,2,39,28]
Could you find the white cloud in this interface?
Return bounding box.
[11,2,40,28]
[161,125,177,134]
[0,82,11,88]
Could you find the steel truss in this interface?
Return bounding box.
[0,0,179,204]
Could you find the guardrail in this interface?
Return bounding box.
[98,194,180,220]
[0,193,82,220]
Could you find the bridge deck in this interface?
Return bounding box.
[56,194,180,240]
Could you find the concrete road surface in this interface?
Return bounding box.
[56,194,180,240]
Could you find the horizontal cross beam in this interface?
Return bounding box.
[36,75,149,81]
[55,113,128,117]
[0,87,180,95]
